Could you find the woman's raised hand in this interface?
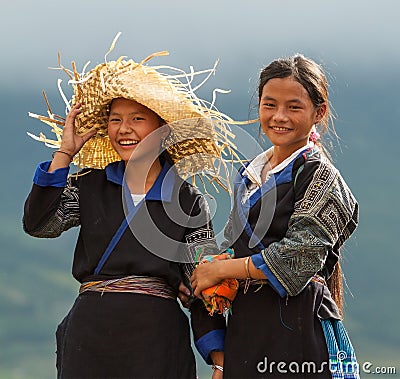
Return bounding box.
[48,103,97,172]
[60,103,97,157]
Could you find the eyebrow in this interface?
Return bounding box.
[109,111,144,116]
[261,95,304,104]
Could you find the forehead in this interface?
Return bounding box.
[109,98,156,114]
[261,77,311,102]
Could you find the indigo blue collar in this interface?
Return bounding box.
[105,160,175,202]
[105,161,126,185]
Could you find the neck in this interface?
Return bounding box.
[124,158,163,194]
[270,143,309,168]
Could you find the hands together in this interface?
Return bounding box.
[190,260,224,298]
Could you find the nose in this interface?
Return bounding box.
[119,119,133,134]
[272,107,289,123]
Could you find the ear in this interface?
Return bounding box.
[314,104,327,124]
[159,123,171,140]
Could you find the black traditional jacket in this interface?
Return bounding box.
[23,159,225,362]
[224,147,359,318]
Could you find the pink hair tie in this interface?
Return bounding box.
[309,125,320,142]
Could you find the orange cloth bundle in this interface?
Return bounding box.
[198,249,239,315]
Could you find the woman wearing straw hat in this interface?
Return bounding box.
[191,54,360,378]
[23,38,235,378]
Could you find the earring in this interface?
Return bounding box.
[309,125,321,142]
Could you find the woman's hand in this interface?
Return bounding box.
[190,260,225,298]
[211,351,224,379]
[212,367,223,379]
[60,103,97,156]
[178,282,191,308]
[48,103,97,172]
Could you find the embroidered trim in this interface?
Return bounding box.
[181,227,219,295]
[28,178,80,238]
[261,158,358,296]
[295,158,357,245]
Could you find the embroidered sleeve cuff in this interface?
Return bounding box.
[195,329,225,364]
[33,161,70,187]
[251,253,287,298]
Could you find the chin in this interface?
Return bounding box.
[114,151,132,162]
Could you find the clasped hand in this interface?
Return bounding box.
[190,259,225,298]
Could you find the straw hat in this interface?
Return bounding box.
[28,34,239,192]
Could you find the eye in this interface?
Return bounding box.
[262,102,275,108]
[109,117,121,122]
[289,105,301,110]
[132,116,145,121]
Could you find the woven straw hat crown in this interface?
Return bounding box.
[29,34,238,191]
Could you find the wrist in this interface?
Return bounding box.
[210,350,224,366]
[212,364,223,372]
[243,256,252,293]
[214,259,227,282]
[52,149,74,161]
[244,256,252,279]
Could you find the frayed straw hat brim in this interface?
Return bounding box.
[28,34,242,192]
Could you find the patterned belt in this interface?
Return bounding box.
[79,275,177,300]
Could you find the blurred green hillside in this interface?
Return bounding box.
[0,67,399,378]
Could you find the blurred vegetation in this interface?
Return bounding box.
[1,68,399,378]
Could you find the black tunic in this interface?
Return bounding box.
[23,160,225,378]
[221,148,358,378]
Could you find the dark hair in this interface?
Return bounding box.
[258,54,333,138]
[259,55,343,314]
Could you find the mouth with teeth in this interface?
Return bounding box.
[118,139,140,147]
[269,126,293,132]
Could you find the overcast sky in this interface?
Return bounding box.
[1,0,399,95]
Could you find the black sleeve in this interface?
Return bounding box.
[180,192,227,364]
[23,177,80,238]
[260,159,358,296]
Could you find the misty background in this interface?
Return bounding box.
[1,1,399,378]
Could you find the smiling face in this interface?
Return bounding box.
[107,98,164,163]
[259,76,326,155]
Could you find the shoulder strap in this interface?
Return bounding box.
[93,211,136,275]
[93,179,142,275]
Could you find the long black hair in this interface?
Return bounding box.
[258,55,344,315]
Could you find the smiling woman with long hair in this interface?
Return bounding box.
[191,54,360,379]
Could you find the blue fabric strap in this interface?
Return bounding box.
[321,319,360,378]
[93,211,136,275]
[94,180,142,275]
